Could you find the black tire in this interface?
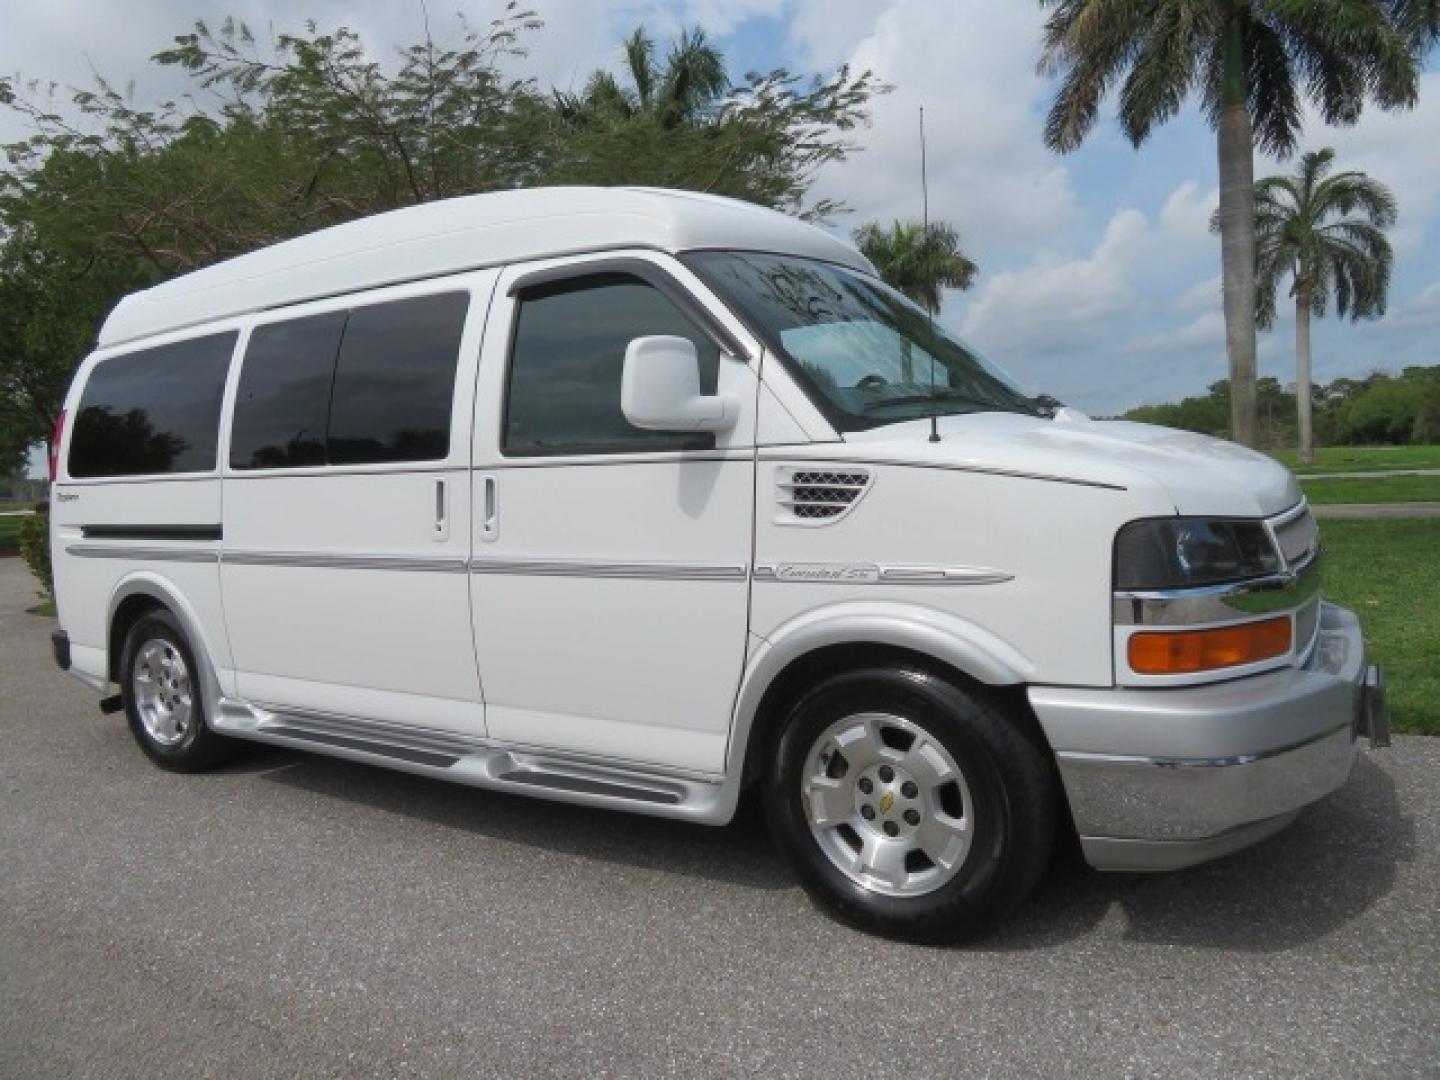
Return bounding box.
[763,665,1057,943]
[119,608,238,772]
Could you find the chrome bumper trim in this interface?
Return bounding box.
[1056,719,1351,771]
[1079,812,1300,873]
[1033,602,1372,869]
[1056,723,1356,845]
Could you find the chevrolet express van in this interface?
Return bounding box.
[48,187,1390,940]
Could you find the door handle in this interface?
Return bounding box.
[433,477,450,541]
[479,475,499,542]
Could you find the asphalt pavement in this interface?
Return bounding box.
[2,557,1437,1079]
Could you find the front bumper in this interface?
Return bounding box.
[1029,602,1387,872]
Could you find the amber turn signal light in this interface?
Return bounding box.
[1128,616,1292,675]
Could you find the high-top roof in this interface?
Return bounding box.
[97,186,874,348]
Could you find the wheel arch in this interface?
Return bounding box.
[727,602,1042,786]
[106,574,225,714]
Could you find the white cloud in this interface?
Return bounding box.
[957,208,1147,357]
[1158,181,1217,245]
[1175,273,1222,312]
[1130,310,1226,354]
[801,0,1080,253]
[1294,70,1440,256]
[789,0,892,68]
[955,175,1224,357]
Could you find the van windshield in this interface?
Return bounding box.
[683,251,1040,431]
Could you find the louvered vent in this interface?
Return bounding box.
[777,468,871,524]
[1273,508,1318,566]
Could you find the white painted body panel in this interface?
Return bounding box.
[216,271,496,734]
[465,253,762,774]
[50,319,248,693]
[749,458,1165,689]
[49,479,229,689]
[842,412,1301,518]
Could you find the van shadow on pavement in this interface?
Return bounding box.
[248,746,1412,952]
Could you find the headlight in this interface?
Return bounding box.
[1114,518,1281,590]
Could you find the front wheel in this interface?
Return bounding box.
[763,665,1057,942]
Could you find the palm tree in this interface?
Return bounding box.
[1249,149,1396,463]
[854,220,978,383]
[853,220,978,315]
[555,27,728,129]
[1038,1,1434,448]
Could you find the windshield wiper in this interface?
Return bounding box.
[861,389,1003,414]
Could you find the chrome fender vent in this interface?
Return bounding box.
[776,467,872,525]
[1272,505,1319,567]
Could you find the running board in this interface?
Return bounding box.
[213,698,726,822]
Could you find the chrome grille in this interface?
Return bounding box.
[1273,508,1318,566]
[777,469,871,523]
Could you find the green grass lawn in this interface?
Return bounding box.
[1300,473,1440,504]
[1320,518,1440,736]
[1270,445,1440,474]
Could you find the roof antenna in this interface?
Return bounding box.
[921,106,941,444]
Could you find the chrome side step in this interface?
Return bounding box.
[213,698,729,822]
[264,725,461,769]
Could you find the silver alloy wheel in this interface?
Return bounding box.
[132,638,194,747]
[801,712,975,897]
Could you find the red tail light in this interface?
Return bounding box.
[48,410,66,482]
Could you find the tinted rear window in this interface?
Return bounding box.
[229,312,345,470]
[68,332,236,478]
[229,293,469,470]
[327,292,470,465]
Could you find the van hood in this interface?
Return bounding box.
[841,412,1302,518]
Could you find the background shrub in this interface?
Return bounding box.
[18,507,52,604]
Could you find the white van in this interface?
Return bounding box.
[48,187,1389,940]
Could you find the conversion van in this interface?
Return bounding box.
[48,186,1390,940]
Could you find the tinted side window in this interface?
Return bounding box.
[504,275,719,455]
[69,332,235,478]
[327,292,469,465]
[230,311,345,470]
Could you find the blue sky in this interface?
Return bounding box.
[5,0,1439,425]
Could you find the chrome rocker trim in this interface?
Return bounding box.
[211,699,737,822]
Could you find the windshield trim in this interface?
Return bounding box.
[680,250,1040,434]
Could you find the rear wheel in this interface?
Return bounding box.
[120,609,237,771]
[763,665,1057,942]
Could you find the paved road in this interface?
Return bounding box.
[1312,502,1440,519]
[2,559,1437,1079]
[1298,468,1440,480]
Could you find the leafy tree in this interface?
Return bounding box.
[0,232,147,474]
[1123,365,1440,448]
[554,28,728,129]
[1337,374,1419,443]
[547,26,880,217]
[0,10,882,456]
[852,220,978,314]
[1038,0,1437,450]
[1249,148,1396,463]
